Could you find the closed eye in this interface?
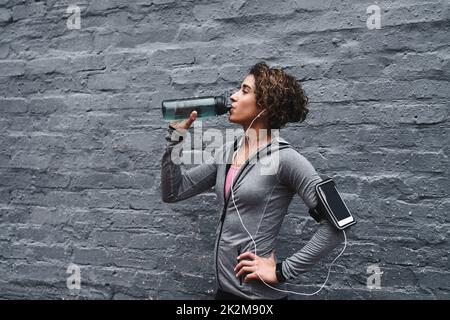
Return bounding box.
[239,86,249,94]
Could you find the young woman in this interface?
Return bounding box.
[161,62,344,300]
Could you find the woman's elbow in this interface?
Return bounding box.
[161,188,178,203]
[161,193,179,203]
[162,195,175,203]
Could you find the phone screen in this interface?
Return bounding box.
[319,181,352,222]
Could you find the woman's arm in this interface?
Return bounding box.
[161,125,217,203]
[281,219,344,280]
[277,148,344,280]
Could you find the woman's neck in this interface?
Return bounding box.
[241,123,272,150]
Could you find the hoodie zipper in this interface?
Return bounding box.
[215,165,247,291]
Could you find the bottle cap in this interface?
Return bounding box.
[215,93,232,115]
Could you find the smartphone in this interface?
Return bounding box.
[315,179,356,229]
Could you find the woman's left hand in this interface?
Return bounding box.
[234,251,279,284]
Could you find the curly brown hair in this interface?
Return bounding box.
[248,62,309,129]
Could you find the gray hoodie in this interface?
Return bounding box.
[161,126,344,299]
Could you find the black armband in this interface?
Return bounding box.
[308,178,357,230]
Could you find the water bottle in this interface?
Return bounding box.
[162,93,231,120]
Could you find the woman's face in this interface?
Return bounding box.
[229,74,264,126]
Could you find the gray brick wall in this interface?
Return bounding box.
[0,0,449,299]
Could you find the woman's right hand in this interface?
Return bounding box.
[170,111,198,131]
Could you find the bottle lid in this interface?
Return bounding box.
[215,93,232,115]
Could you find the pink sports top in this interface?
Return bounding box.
[224,165,240,198]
